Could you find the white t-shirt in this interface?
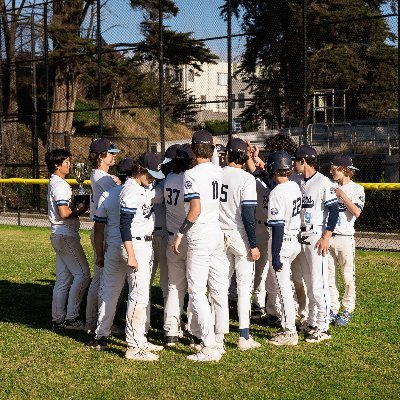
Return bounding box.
[90,169,118,220]
[48,174,79,237]
[93,185,123,245]
[219,166,257,232]
[183,162,221,229]
[298,172,338,228]
[333,180,365,235]
[120,178,155,237]
[164,172,186,235]
[268,180,302,235]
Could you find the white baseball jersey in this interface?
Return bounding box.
[267,181,302,234]
[164,172,186,234]
[255,178,271,225]
[93,185,123,245]
[299,172,337,227]
[219,166,257,231]
[90,169,118,220]
[183,162,222,229]
[120,178,155,237]
[48,174,79,237]
[333,181,365,235]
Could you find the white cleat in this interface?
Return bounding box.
[305,329,331,343]
[216,341,226,355]
[187,346,222,362]
[268,331,298,346]
[142,341,165,352]
[237,336,262,351]
[125,347,159,361]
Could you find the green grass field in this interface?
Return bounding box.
[0,225,399,400]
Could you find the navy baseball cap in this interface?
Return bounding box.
[192,130,213,145]
[332,154,358,170]
[226,138,247,153]
[216,143,226,154]
[139,152,165,180]
[295,145,317,159]
[176,143,194,160]
[117,157,134,174]
[90,138,120,154]
[164,144,181,161]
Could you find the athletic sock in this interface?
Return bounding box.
[239,328,249,340]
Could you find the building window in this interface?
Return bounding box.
[188,95,196,103]
[188,69,195,82]
[200,95,206,103]
[231,94,236,109]
[216,96,227,110]
[174,68,183,82]
[217,72,228,86]
[238,93,245,108]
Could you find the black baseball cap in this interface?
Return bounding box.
[176,143,194,160]
[165,144,181,160]
[332,154,358,170]
[117,157,134,174]
[90,138,120,154]
[138,152,165,179]
[216,143,226,154]
[192,130,213,145]
[226,138,247,153]
[294,145,317,159]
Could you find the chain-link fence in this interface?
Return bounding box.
[0,0,399,249]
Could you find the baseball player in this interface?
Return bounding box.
[86,158,132,350]
[85,137,121,334]
[293,145,339,343]
[120,152,165,361]
[265,151,302,346]
[163,144,193,346]
[219,138,261,350]
[172,130,228,362]
[328,154,365,326]
[45,149,90,331]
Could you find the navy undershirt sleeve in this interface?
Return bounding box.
[120,212,134,242]
[326,202,339,232]
[271,224,284,271]
[241,205,257,249]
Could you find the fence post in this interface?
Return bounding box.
[0,14,6,212]
[159,0,165,155]
[96,0,103,138]
[302,0,308,144]
[44,1,51,151]
[227,0,232,139]
[17,185,21,226]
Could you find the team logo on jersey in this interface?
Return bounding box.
[330,187,335,194]
[142,204,154,219]
[302,195,314,208]
[338,202,347,212]
[184,180,193,189]
[271,208,278,215]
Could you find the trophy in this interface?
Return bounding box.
[72,162,90,207]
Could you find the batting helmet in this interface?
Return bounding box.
[266,151,293,174]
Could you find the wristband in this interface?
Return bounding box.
[178,218,194,236]
[176,232,184,238]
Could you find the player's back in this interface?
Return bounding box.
[219,166,257,231]
[255,178,270,226]
[164,172,186,234]
[268,180,302,234]
[183,162,221,227]
[94,185,123,244]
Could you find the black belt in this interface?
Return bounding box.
[300,225,313,232]
[134,235,153,242]
[154,227,163,231]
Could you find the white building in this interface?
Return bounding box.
[165,61,252,124]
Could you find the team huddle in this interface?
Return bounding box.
[45,131,365,362]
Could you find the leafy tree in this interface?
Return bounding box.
[225,0,398,128]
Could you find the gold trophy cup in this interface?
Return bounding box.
[73,162,90,207]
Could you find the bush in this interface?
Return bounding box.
[204,120,228,135]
